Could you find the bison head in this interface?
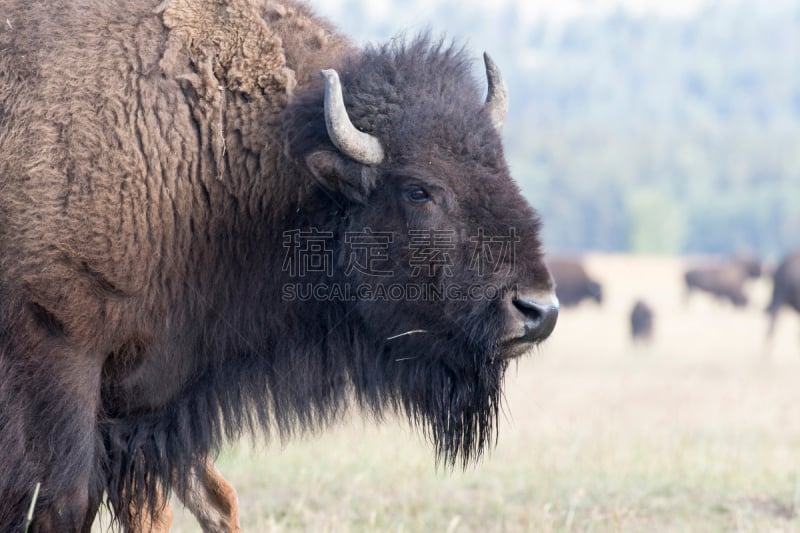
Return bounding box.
[280,37,557,465]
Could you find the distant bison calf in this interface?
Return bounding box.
[766,251,800,340]
[684,255,762,307]
[630,299,654,343]
[548,258,602,307]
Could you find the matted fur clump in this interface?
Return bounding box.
[0,0,557,530]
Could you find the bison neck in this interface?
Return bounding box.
[99,1,355,413]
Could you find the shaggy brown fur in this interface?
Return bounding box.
[0,0,557,530]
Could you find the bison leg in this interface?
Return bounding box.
[131,458,240,533]
[767,310,779,341]
[0,337,104,531]
[177,459,241,533]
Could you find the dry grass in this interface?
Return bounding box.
[142,255,800,531]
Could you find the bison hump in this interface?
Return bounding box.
[161,0,297,97]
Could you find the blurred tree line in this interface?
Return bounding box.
[316,0,800,259]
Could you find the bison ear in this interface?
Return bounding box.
[305,150,377,203]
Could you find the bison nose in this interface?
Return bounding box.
[511,291,559,342]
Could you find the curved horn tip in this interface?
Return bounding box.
[483,52,502,84]
[483,52,495,69]
[320,69,343,93]
[320,68,338,81]
[483,52,509,132]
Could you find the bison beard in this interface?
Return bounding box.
[102,300,508,527]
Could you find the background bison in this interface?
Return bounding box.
[0,0,558,529]
[683,254,762,307]
[630,299,654,344]
[547,257,603,307]
[766,251,800,340]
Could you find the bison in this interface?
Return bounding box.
[0,0,559,529]
[683,254,762,308]
[766,251,800,341]
[630,299,654,344]
[547,258,603,307]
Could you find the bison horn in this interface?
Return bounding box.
[320,69,385,166]
[483,53,508,131]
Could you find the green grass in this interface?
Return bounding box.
[110,255,800,531]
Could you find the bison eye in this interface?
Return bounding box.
[404,186,431,204]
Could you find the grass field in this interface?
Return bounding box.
[145,255,800,531]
